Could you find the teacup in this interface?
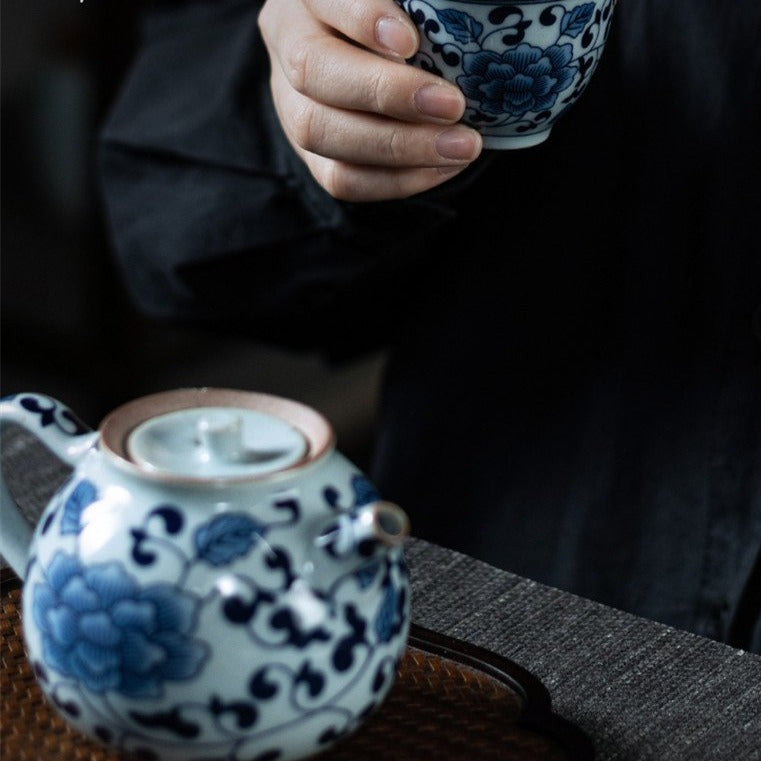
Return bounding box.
[396,0,619,149]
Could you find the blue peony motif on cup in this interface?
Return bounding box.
[459,43,576,117]
[396,0,616,136]
[32,552,208,698]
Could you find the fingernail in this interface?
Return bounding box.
[376,17,416,58]
[414,84,465,121]
[435,128,480,161]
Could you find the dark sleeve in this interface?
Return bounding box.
[96,0,462,357]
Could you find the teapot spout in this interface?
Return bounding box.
[317,501,410,560]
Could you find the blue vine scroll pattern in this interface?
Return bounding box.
[397,0,618,136]
[27,472,408,761]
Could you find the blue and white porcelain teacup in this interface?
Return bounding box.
[0,388,411,761]
[396,0,619,149]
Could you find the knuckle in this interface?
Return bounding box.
[256,1,270,33]
[256,1,273,35]
[289,101,324,152]
[367,68,394,113]
[321,162,356,201]
[282,39,312,94]
[381,128,410,164]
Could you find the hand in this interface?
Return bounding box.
[258,0,483,201]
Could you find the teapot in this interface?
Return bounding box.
[0,388,411,761]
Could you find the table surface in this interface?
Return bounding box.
[2,424,761,761]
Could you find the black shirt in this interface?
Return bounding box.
[97,0,761,650]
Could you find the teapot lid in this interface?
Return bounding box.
[99,388,334,483]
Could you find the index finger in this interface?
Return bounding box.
[302,0,420,59]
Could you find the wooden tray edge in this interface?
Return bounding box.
[408,623,595,761]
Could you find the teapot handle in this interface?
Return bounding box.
[0,393,98,576]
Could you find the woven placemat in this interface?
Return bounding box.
[1,572,592,761]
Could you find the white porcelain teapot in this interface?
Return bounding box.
[0,388,410,761]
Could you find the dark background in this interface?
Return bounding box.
[1,0,384,470]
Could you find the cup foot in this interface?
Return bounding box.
[481,129,552,150]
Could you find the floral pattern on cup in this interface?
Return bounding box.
[397,0,618,145]
[459,42,576,117]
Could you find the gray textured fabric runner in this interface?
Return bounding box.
[2,425,760,760]
[406,539,761,760]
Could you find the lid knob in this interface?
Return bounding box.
[126,406,309,479]
[196,413,245,464]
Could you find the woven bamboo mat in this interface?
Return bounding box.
[1,574,591,761]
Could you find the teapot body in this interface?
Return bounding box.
[3,391,410,761]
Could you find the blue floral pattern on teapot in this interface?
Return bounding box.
[0,390,411,761]
[32,550,209,698]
